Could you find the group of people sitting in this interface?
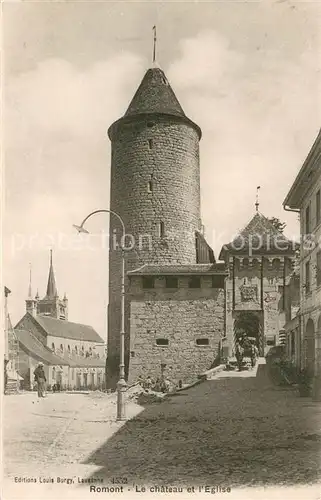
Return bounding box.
[138,375,173,393]
[235,335,259,371]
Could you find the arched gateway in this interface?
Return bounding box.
[233,311,264,356]
[305,318,315,376]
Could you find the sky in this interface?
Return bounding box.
[3,0,321,340]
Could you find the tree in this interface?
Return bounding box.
[267,217,287,234]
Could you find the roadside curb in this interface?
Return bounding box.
[198,364,226,381]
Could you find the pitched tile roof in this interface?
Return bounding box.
[15,329,69,366]
[128,263,227,276]
[33,315,105,343]
[219,212,297,259]
[284,128,321,209]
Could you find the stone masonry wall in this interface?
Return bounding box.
[128,275,225,386]
[107,114,202,385]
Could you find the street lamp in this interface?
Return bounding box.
[73,209,127,420]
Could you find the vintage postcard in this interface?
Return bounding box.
[1,1,321,499]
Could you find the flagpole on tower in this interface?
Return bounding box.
[28,263,32,298]
[152,25,157,65]
[255,186,261,212]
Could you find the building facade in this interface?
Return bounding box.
[3,287,20,394]
[15,252,106,390]
[220,212,298,358]
[283,128,321,398]
[127,264,227,386]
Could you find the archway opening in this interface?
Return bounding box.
[234,311,262,356]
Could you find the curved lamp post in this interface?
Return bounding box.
[73,209,127,421]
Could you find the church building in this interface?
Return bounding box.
[15,251,106,390]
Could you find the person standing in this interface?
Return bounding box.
[34,362,46,398]
[250,343,256,369]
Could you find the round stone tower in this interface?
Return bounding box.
[107,66,202,386]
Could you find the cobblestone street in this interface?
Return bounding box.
[2,365,321,499]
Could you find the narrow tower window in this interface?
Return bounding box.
[147,181,153,193]
[159,221,165,237]
[148,139,153,149]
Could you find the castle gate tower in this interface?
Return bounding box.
[107,67,202,385]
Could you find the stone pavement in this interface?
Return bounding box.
[2,365,321,499]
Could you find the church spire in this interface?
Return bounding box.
[255,186,261,212]
[46,249,58,299]
[152,25,157,66]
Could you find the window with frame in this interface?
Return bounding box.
[165,276,178,288]
[305,204,310,234]
[317,190,321,226]
[305,261,310,293]
[291,331,295,356]
[212,275,225,288]
[142,276,155,289]
[188,276,201,288]
[317,251,321,287]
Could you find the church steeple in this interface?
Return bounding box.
[28,263,32,298]
[45,249,58,299]
[26,263,38,317]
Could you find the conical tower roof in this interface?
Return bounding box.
[219,212,297,260]
[45,250,58,299]
[108,66,201,139]
[125,67,186,118]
